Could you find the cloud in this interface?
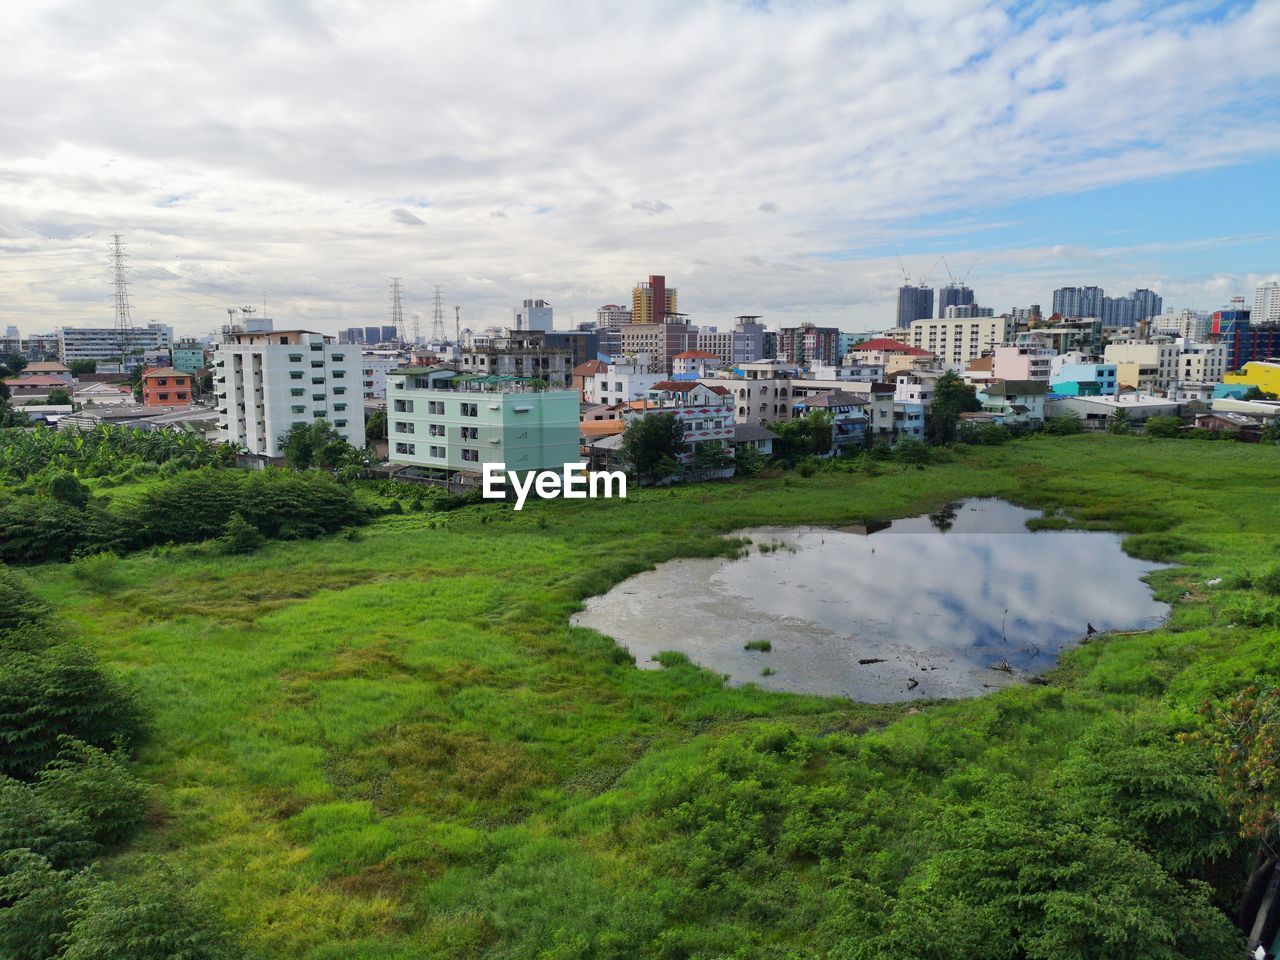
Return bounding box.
[390,207,425,226]
[0,0,1275,334]
[631,200,673,216]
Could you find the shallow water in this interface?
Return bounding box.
[571,499,1170,702]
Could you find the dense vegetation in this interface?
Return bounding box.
[0,424,234,485]
[0,565,247,959]
[10,435,1277,958]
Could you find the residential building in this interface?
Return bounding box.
[1254,282,1280,326]
[171,340,209,374]
[360,354,403,401]
[340,327,365,344]
[977,380,1048,427]
[896,284,934,327]
[72,382,135,407]
[214,330,363,458]
[3,375,70,400]
[545,329,601,371]
[777,323,841,366]
[909,316,1011,367]
[792,391,870,452]
[514,299,553,332]
[618,320,695,375]
[458,331,572,387]
[1224,361,1280,396]
[596,304,632,330]
[1050,361,1119,396]
[58,322,174,364]
[1175,340,1227,386]
[19,361,74,382]
[845,337,934,375]
[1104,338,1180,392]
[936,283,975,319]
[386,367,578,477]
[702,361,799,425]
[991,337,1055,382]
[632,275,678,325]
[575,355,663,406]
[698,316,765,366]
[943,303,995,318]
[731,423,778,459]
[1045,393,1180,427]
[631,381,735,463]
[894,369,945,406]
[672,350,723,377]
[0,332,59,360]
[1151,309,1211,341]
[140,367,193,407]
[1052,286,1105,318]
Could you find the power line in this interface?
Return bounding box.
[390,277,406,342]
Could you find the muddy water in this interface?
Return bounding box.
[571,499,1170,702]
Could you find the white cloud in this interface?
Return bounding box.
[0,0,1276,334]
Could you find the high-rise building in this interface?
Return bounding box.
[896,284,934,327]
[697,316,766,366]
[1052,286,1105,318]
[619,320,695,374]
[778,323,841,366]
[214,329,363,458]
[632,275,678,325]
[943,304,994,318]
[57,322,174,363]
[381,325,398,343]
[341,327,365,344]
[364,326,382,345]
[910,316,1012,366]
[596,304,632,330]
[457,331,573,387]
[1130,289,1163,322]
[1254,282,1280,326]
[936,283,975,319]
[515,299,554,332]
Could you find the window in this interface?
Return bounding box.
[394,421,414,434]
[394,398,414,413]
[335,419,347,427]
[332,353,344,361]
[460,402,478,417]
[291,405,306,413]
[289,353,303,362]
[311,361,325,368]
[310,343,323,351]
[461,448,479,462]
[428,400,445,415]
[332,371,344,379]
[429,423,445,437]
[312,377,324,385]
[615,382,622,392]
[312,394,325,401]
[334,387,346,395]
[312,410,325,418]
[158,393,169,400]
[334,403,347,411]
[429,445,445,458]
[395,442,416,455]
[291,388,304,397]
[461,426,478,440]
[290,371,303,380]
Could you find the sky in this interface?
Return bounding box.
[1,0,1278,339]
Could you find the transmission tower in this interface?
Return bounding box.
[109,233,135,365]
[389,277,406,342]
[411,312,423,344]
[429,285,447,343]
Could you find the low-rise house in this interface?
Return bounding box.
[991,338,1055,382]
[792,390,870,453]
[978,380,1048,427]
[19,361,74,382]
[141,367,194,407]
[1050,361,1118,396]
[73,382,135,406]
[845,338,935,375]
[1193,411,1265,440]
[731,423,778,459]
[386,367,578,480]
[626,381,735,464]
[1045,392,1180,427]
[4,374,71,400]
[576,354,663,406]
[671,350,722,378]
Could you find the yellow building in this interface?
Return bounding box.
[632,274,678,325]
[1223,360,1280,395]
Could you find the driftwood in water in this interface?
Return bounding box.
[858,657,887,665]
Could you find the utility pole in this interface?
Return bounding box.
[110,233,135,369]
[390,277,406,343]
[429,285,447,343]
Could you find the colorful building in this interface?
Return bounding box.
[1224,361,1280,397]
[141,367,194,407]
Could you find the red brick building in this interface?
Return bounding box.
[141,367,193,407]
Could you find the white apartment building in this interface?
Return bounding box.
[579,355,664,406]
[909,316,1011,367]
[214,330,364,458]
[1150,309,1211,341]
[1175,340,1227,386]
[991,337,1055,382]
[1254,282,1280,326]
[58,322,174,363]
[702,361,800,425]
[360,353,402,401]
[672,350,723,377]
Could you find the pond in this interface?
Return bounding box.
[571,498,1171,702]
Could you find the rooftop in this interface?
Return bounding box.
[850,338,932,356]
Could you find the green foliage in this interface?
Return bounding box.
[219,511,265,555]
[1255,565,1280,596]
[1108,407,1132,435]
[34,740,148,848]
[0,564,51,632]
[0,423,232,484]
[46,471,91,509]
[1190,683,1280,841]
[620,413,685,480]
[691,440,733,469]
[280,420,362,471]
[734,442,765,477]
[1045,412,1085,435]
[892,437,932,465]
[68,360,96,376]
[46,387,73,406]
[365,409,387,445]
[927,370,981,444]
[744,639,772,652]
[1242,387,1277,401]
[959,422,1012,445]
[0,850,86,960]
[773,409,834,463]
[1144,415,1186,438]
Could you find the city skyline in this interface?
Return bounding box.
[1,1,1278,337]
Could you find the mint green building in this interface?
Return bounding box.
[386,367,580,476]
[171,341,209,374]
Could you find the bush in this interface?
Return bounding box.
[219,512,264,555]
[34,740,147,848]
[1255,565,1280,596]
[1144,416,1185,439]
[71,552,124,592]
[893,438,931,465]
[0,565,51,633]
[0,850,84,960]
[1044,414,1084,435]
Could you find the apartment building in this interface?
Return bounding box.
[574,355,664,406]
[618,321,696,374]
[991,337,1055,382]
[777,323,841,366]
[909,316,1010,367]
[140,367,193,407]
[214,330,363,458]
[697,317,766,366]
[1102,337,1222,392]
[457,331,572,387]
[702,360,800,425]
[360,353,403,401]
[627,382,735,463]
[58,322,174,363]
[386,367,578,476]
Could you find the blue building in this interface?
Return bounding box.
[1049,362,1118,396]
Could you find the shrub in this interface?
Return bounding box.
[1144,415,1185,439]
[1044,414,1084,435]
[744,640,772,652]
[0,565,51,633]
[1255,565,1280,596]
[34,741,147,848]
[0,850,84,960]
[219,512,264,555]
[71,552,124,592]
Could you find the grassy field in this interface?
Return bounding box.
[30,434,1280,958]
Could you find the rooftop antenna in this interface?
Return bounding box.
[429,285,447,343]
[390,277,406,342]
[109,233,135,366]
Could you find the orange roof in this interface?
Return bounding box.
[674,350,719,359]
[850,338,932,356]
[580,420,625,438]
[141,367,189,379]
[967,355,994,372]
[572,359,608,376]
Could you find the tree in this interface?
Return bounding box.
[692,440,733,470]
[1045,413,1085,435]
[46,472,91,509]
[773,409,834,463]
[735,442,765,477]
[928,371,981,444]
[620,414,685,480]
[45,387,72,406]
[1243,387,1277,401]
[68,360,96,376]
[1,353,27,374]
[219,512,264,555]
[1107,407,1132,435]
[279,420,360,471]
[365,409,388,445]
[1144,415,1185,439]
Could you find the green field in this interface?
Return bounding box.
[30,435,1280,958]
